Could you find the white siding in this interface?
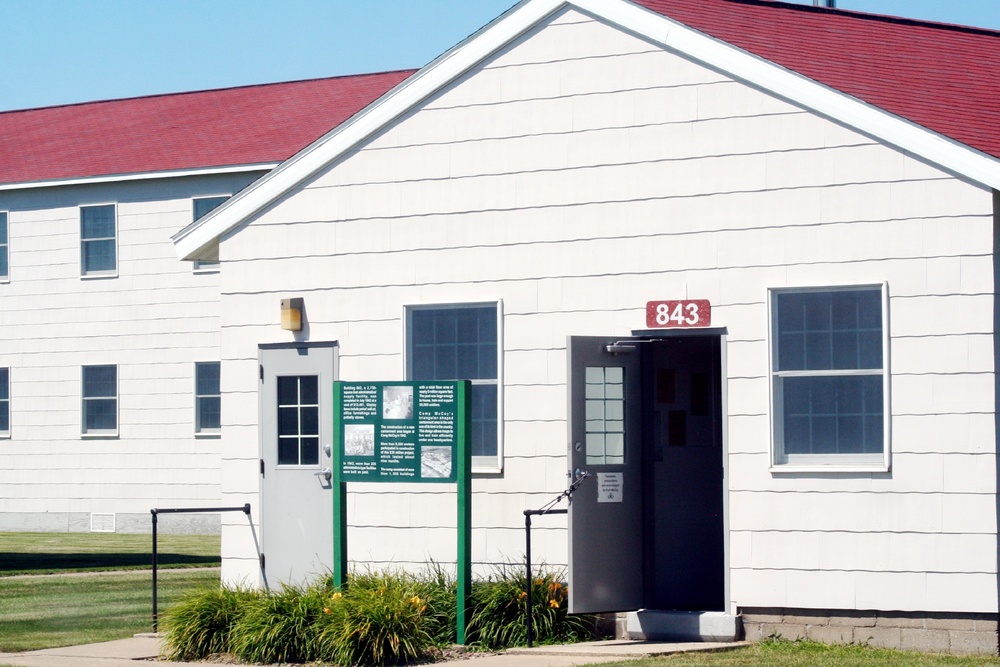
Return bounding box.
[218,9,997,611]
[0,173,260,531]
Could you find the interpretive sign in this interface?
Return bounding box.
[332,379,472,643]
[336,381,460,483]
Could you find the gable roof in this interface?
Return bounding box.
[0,71,414,189]
[165,0,1000,260]
[636,0,1000,161]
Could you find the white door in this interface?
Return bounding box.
[259,342,337,588]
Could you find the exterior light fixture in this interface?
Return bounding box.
[280,298,304,331]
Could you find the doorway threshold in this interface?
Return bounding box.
[626,610,743,642]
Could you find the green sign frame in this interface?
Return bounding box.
[331,380,472,643]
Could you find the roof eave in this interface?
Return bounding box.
[0,162,279,193]
[172,0,1000,262]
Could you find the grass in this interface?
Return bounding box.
[0,568,221,652]
[0,531,221,653]
[590,639,1000,667]
[0,532,219,575]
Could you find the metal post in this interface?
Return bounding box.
[524,511,533,648]
[151,509,158,631]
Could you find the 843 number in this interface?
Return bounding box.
[645,300,711,328]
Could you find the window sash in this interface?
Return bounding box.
[192,198,226,272]
[0,367,9,436]
[195,362,221,434]
[770,286,888,468]
[82,365,117,434]
[80,205,117,275]
[0,212,8,280]
[406,303,501,468]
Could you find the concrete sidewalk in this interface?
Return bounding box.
[0,635,747,667]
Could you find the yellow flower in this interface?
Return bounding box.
[518,591,528,599]
[331,591,343,601]
[323,607,331,614]
[410,596,422,606]
[535,578,544,586]
[549,599,560,609]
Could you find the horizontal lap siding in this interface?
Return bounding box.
[219,8,997,608]
[0,175,258,523]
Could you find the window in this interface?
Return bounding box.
[0,367,9,438]
[80,204,116,276]
[195,362,221,435]
[406,303,501,468]
[82,365,117,435]
[0,211,8,281]
[770,285,888,468]
[192,196,228,272]
[277,375,319,465]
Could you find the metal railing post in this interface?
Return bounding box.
[150,504,252,632]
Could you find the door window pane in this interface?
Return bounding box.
[276,375,320,465]
[584,366,626,465]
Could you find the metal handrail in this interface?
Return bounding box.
[150,504,251,630]
[522,471,589,647]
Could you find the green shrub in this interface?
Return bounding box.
[314,571,437,666]
[160,564,597,664]
[160,584,260,661]
[228,584,327,664]
[467,564,595,650]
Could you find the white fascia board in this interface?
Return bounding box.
[173,0,1000,261]
[0,162,277,193]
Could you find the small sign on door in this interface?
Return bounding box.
[597,472,624,503]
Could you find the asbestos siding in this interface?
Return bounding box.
[218,9,997,613]
[0,174,259,532]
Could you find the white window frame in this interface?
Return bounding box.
[0,210,9,283]
[769,283,890,472]
[192,196,228,273]
[80,203,118,278]
[404,301,504,473]
[82,364,118,437]
[194,361,221,437]
[0,367,9,439]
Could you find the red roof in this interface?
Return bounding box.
[3,0,999,188]
[0,71,414,186]
[637,0,1000,160]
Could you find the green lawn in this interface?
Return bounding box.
[0,568,221,652]
[590,640,1000,667]
[0,532,221,652]
[0,532,219,575]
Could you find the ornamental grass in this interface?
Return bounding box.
[160,564,598,665]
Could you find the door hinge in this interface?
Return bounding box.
[259,553,265,570]
[259,365,264,382]
[260,459,265,477]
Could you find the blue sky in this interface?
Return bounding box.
[1,0,998,113]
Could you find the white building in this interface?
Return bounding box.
[0,72,409,533]
[4,0,1000,655]
[173,0,1000,654]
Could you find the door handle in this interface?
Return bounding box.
[314,468,332,481]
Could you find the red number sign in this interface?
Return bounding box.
[645,300,711,328]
